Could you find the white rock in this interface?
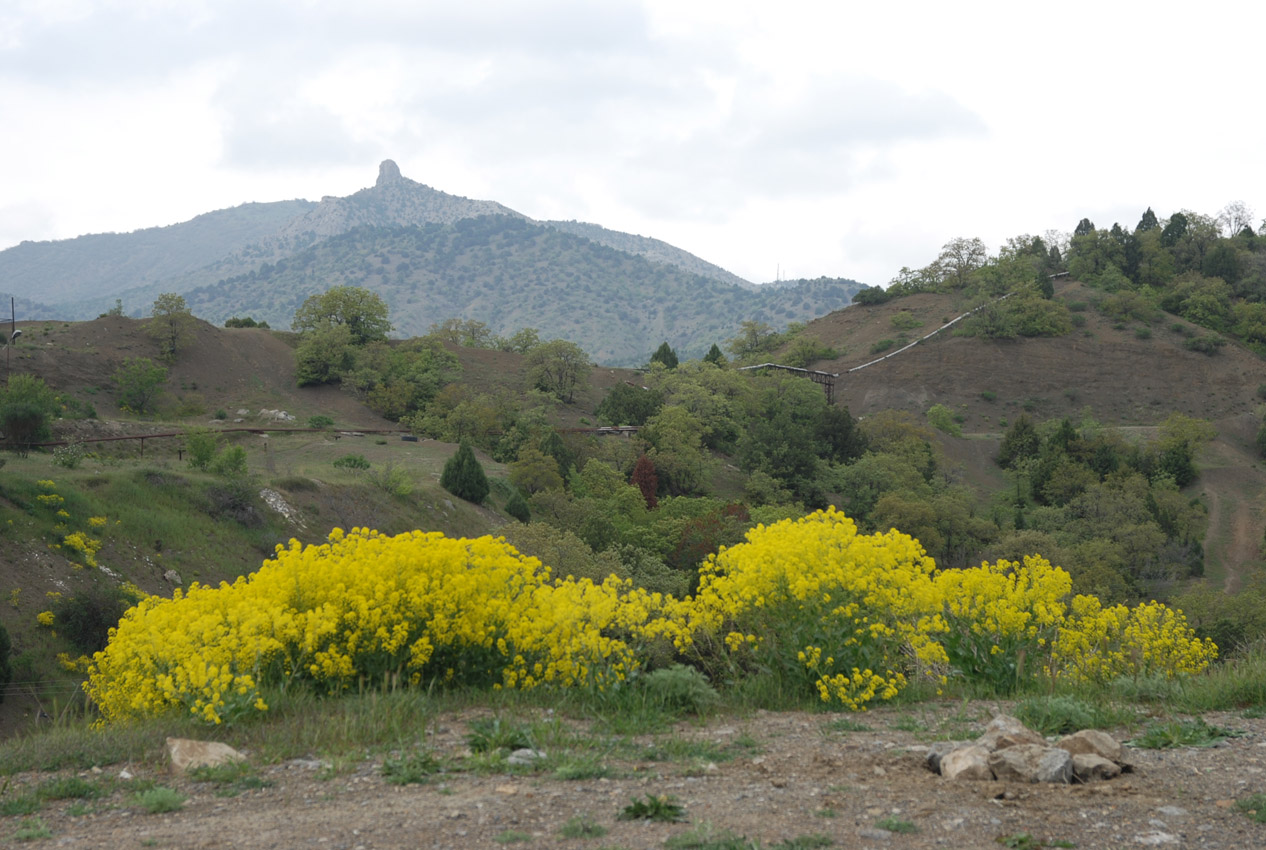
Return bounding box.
[166,737,246,774]
[940,745,993,781]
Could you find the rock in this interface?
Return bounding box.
[166,737,246,774]
[377,159,403,186]
[163,569,182,586]
[1134,831,1179,846]
[977,714,1047,752]
[988,744,1072,784]
[940,745,993,781]
[506,748,546,766]
[1072,753,1121,782]
[1058,729,1124,762]
[924,741,962,774]
[1155,806,1188,818]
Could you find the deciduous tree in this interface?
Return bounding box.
[147,293,196,361]
[292,286,392,345]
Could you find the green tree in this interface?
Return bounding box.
[0,375,60,455]
[596,383,663,427]
[1136,207,1159,232]
[292,286,392,344]
[509,446,564,494]
[997,414,1040,469]
[504,489,531,523]
[184,427,221,471]
[649,342,679,369]
[295,323,356,386]
[703,343,727,366]
[147,293,196,361]
[726,320,781,361]
[440,441,490,503]
[113,357,168,414]
[525,339,590,403]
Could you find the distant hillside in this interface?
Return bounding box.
[542,220,754,289]
[0,200,314,307]
[178,216,863,365]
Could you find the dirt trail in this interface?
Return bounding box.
[1199,427,1264,593]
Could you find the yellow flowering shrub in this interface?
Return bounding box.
[36,610,54,627]
[934,556,1069,690]
[1052,595,1217,684]
[87,528,677,724]
[684,507,946,710]
[63,531,102,568]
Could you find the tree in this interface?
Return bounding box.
[1136,207,1159,232]
[631,454,659,509]
[504,489,530,523]
[295,323,356,386]
[649,342,679,370]
[1074,218,1096,237]
[1217,201,1255,238]
[997,414,1040,469]
[525,339,590,403]
[147,293,196,360]
[440,441,490,503]
[0,375,60,455]
[703,343,727,366]
[508,446,563,494]
[726,320,780,360]
[292,286,392,345]
[113,357,168,414]
[936,237,988,288]
[596,383,663,426]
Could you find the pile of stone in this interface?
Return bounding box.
[926,714,1130,784]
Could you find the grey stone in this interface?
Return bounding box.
[988,744,1072,784]
[1057,729,1124,762]
[166,737,246,773]
[940,745,993,781]
[506,748,546,766]
[977,714,1046,752]
[1072,753,1121,782]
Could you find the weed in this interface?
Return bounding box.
[869,339,895,355]
[996,836,1075,849]
[494,830,532,843]
[813,808,837,819]
[1236,792,1266,823]
[466,716,533,754]
[1014,695,1136,735]
[381,748,442,785]
[134,786,186,813]
[189,761,273,796]
[664,822,753,849]
[640,664,719,716]
[619,794,686,823]
[552,754,614,780]
[12,817,51,841]
[558,814,609,839]
[1128,717,1243,749]
[875,817,917,834]
[333,454,370,472]
[980,390,997,402]
[823,717,871,734]
[37,775,107,800]
[0,795,41,816]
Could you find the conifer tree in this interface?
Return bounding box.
[703,343,727,366]
[650,341,679,369]
[505,489,530,522]
[440,441,489,503]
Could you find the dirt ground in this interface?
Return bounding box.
[6,704,1266,850]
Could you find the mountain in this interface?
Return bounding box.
[178,215,862,364]
[0,161,863,363]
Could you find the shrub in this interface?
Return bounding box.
[52,584,136,654]
[504,489,530,523]
[639,664,719,715]
[211,445,248,477]
[332,454,370,471]
[1183,335,1225,355]
[52,441,87,469]
[308,415,335,430]
[926,404,962,437]
[441,442,489,503]
[869,339,895,355]
[135,787,186,814]
[185,427,220,471]
[368,462,413,497]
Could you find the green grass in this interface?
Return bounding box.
[0,795,41,816]
[189,761,273,796]
[1014,695,1137,735]
[875,817,917,834]
[1237,793,1266,823]
[36,775,108,801]
[11,817,51,842]
[1127,717,1244,749]
[134,786,186,814]
[821,718,870,733]
[380,748,443,785]
[663,823,754,850]
[466,716,533,753]
[494,830,532,844]
[558,815,608,839]
[619,794,686,823]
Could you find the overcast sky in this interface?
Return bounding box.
[1,1,1262,288]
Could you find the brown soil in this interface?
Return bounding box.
[7,704,1266,849]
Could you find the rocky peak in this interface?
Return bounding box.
[376,159,403,187]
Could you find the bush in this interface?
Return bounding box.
[52,441,87,469]
[639,664,719,715]
[308,415,335,430]
[441,442,490,503]
[926,404,962,437]
[869,339,895,355]
[332,454,370,471]
[51,584,136,654]
[185,428,220,471]
[1183,335,1225,354]
[505,489,530,523]
[368,462,413,498]
[210,445,248,477]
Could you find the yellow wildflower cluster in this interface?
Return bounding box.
[86,510,1218,723]
[63,531,103,568]
[36,610,54,627]
[685,507,945,709]
[934,556,1070,688]
[1052,595,1217,684]
[87,528,678,723]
